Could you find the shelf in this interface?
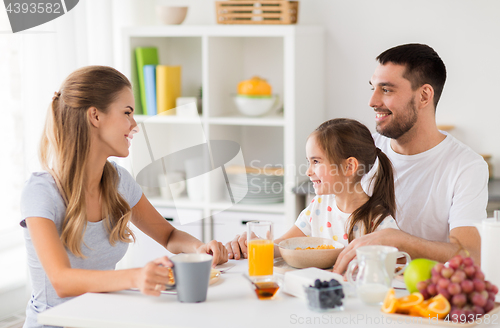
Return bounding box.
[208,114,284,126]
[124,25,323,38]
[210,201,285,214]
[134,114,285,126]
[134,115,201,125]
[437,125,455,131]
[148,197,206,210]
[123,24,325,241]
[149,197,285,214]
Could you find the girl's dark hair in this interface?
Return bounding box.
[313,118,396,242]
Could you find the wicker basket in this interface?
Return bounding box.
[215,1,299,25]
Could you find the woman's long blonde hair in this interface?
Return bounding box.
[40,66,135,257]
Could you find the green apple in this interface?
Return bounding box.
[404,258,437,293]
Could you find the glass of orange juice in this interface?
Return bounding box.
[247,221,273,281]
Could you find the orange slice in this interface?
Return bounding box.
[397,292,424,313]
[422,294,450,320]
[381,288,399,314]
[408,300,430,317]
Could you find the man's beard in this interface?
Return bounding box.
[376,97,418,140]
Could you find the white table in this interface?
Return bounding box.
[37,260,485,328]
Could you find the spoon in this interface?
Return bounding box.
[242,274,258,288]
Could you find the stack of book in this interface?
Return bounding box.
[135,47,182,115]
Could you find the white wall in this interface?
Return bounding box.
[160,0,500,177]
[300,0,500,177]
[14,0,500,175]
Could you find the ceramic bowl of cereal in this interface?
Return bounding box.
[278,237,345,269]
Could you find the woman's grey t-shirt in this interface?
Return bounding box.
[20,162,143,328]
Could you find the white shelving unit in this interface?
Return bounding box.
[121,25,325,243]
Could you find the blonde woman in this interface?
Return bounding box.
[20,66,228,328]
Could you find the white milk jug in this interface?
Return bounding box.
[346,246,392,305]
[475,211,500,302]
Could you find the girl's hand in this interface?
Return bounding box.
[196,240,228,267]
[135,256,173,296]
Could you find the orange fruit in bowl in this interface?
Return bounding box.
[397,292,424,313]
[381,288,399,314]
[237,76,272,96]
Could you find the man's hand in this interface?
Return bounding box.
[333,228,401,274]
[332,227,480,275]
[225,232,248,260]
[196,240,228,267]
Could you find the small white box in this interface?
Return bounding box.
[283,268,345,300]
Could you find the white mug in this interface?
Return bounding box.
[158,172,186,200]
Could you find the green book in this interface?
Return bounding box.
[135,47,159,115]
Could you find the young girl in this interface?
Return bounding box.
[20,66,227,328]
[226,118,398,258]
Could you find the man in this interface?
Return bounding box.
[333,43,487,273]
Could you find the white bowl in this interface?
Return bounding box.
[157,6,188,25]
[233,95,279,117]
[278,237,345,269]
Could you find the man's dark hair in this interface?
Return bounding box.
[377,43,446,110]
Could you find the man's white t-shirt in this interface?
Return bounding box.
[373,132,488,242]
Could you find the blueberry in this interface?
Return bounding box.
[308,281,345,310]
[329,279,340,287]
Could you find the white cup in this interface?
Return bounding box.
[158,172,186,200]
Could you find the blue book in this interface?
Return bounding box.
[143,65,157,115]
